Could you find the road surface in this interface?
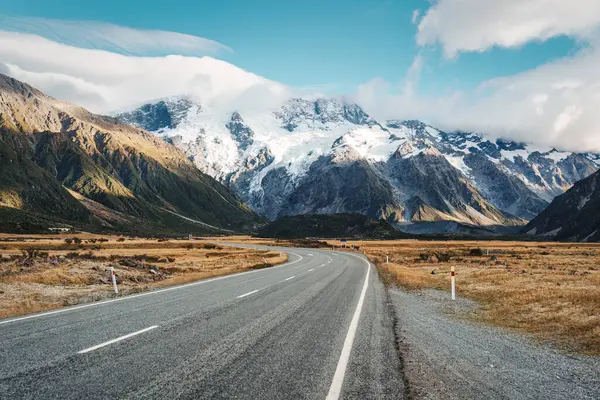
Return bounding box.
[0,246,404,399]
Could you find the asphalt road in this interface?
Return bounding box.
[0,245,404,399]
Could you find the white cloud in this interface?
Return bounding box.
[402,54,423,97]
[0,32,289,114]
[354,37,600,152]
[0,15,230,56]
[417,0,600,57]
[2,22,600,154]
[411,9,420,25]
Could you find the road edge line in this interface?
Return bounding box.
[326,254,371,400]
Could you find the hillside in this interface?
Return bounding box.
[255,213,408,239]
[523,170,600,241]
[0,74,262,235]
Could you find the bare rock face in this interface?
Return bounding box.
[226,112,254,150]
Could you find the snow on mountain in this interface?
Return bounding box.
[115,96,600,228]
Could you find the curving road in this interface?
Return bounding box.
[0,245,404,399]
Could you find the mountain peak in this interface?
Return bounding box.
[273,97,377,132]
[113,93,600,229]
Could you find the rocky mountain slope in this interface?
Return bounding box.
[0,74,261,234]
[116,96,599,231]
[522,170,600,241]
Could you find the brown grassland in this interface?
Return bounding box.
[2,234,598,356]
[0,234,287,318]
[339,239,600,356]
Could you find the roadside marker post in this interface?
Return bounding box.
[386,255,389,264]
[451,266,455,300]
[110,267,119,294]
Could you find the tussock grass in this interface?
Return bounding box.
[348,239,600,356]
[0,234,288,318]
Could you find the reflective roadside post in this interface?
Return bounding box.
[451,266,455,300]
[110,266,118,294]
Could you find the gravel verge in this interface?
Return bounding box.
[389,288,600,400]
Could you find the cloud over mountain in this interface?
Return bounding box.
[0,32,289,114]
[1,4,600,153]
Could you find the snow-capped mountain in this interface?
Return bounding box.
[115,97,600,229]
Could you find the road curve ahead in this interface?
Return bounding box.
[0,245,404,399]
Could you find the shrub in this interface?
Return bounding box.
[469,248,484,257]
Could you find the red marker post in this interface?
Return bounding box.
[451,266,455,300]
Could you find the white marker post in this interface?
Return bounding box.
[386,255,389,264]
[110,267,118,294]
[451,266,456,300]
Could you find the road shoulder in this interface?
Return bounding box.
[389,287,600,400]
[341,263,406,399]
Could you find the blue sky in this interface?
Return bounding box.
[0,0,579,95]
[1,0,599,151]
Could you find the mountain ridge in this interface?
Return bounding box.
[523,170,600,241]
[115,96,599,230]
[0,73,262,234]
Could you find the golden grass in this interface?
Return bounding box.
[0,235,288,318]
[338,239,600,355]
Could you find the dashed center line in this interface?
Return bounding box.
[237,289,260,299]
[78,325,158,354]
[308,268,314,272]
[284,276,296,281]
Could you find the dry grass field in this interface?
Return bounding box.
[3,234,598,355]
[337,239,600,355]
[0,234,287,318]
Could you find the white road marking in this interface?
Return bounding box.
[237,289,260,299]
[283,276,295,281]
[0,252,303,326]
[78,326,158,354]
[326,255,371,400]
[308,268,314,272]
[307,253,313,256]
